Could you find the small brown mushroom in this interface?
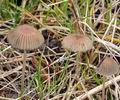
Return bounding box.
[7,24,44,92]
[7,24,44,50]
[62,33,93,52]
[96,57,119,100]
[62,33,93,99]
[96,57,119,76]
[62,33,93,63]
[62,33,93,70]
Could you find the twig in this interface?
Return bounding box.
[0,96,16,100]
[73,75,120,100]
[0,66,22,79]
[1,57,31,64]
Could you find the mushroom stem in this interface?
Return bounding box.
[21,50,26,92]
[76,52,80,66]
[76,52,81,76]
[102,76,106,100]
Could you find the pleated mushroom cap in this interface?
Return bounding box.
[7,24,44,50]
[62,34,93,52]
[96,57,119,76]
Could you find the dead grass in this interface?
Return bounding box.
[0,0,120,100]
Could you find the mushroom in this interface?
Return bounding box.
[62,33,93,62]
[62,33,93,99]
[96,57,119,76]
[62,33,93,53]
[96,57,119,100]
[7,24,44,91]
[62,33,93,63]
[62,33,93,71]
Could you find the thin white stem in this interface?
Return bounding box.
[102,76,105,100]
[21,50,26,92]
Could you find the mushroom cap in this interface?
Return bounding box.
[62,34,93,52]
[96,57,119,76]
[7,24,44,50]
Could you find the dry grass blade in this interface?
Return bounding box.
[73,75,120,100]
[0,0,120,99]
[0,66,22,79]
